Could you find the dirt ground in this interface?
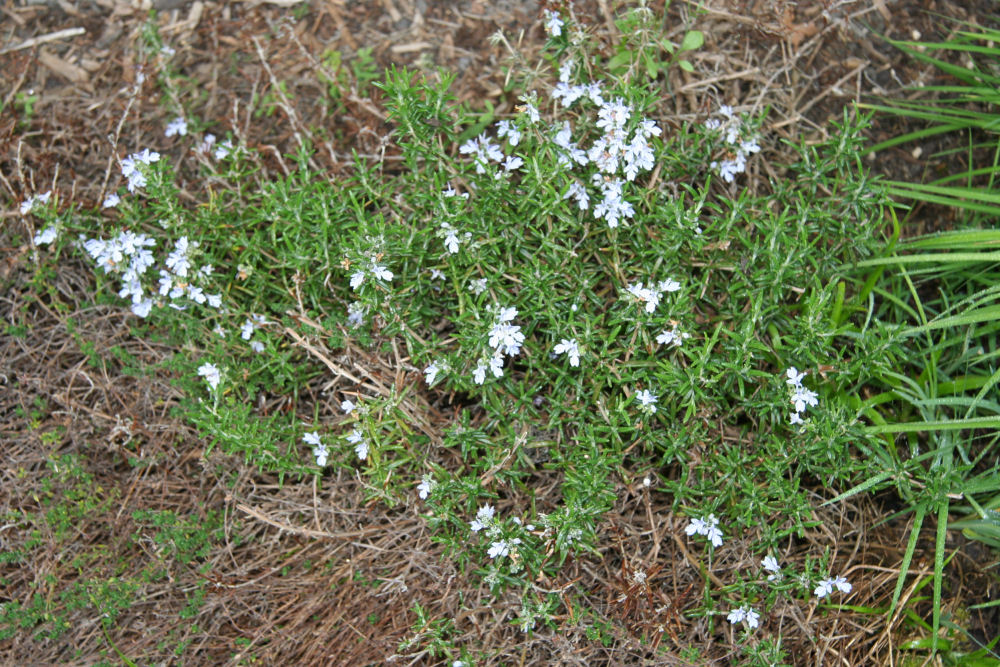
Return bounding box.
[2,0,997,664]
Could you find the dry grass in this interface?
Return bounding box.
[2,0,996,664]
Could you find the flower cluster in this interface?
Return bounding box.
[239,314,268,353]
[814,574,852,599]
[469,504,531,566]
[120,148,160,193]
[165,117,188,138]
[656,323,690,347]
[197,362,221,390]
[472,306,525,385]
[346,428,369,461]
[705,105,761,183]
[80,231,223,319]
[625,278,681,314]
[303,431,329,467]
[20,191,52,215]
[727,605,761,629]
[553,338,581,367]
[349,254,394,290]
[785,366,819,425]
[635,388,658,413]
[685,514,724,547]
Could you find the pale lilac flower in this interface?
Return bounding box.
[341,399,356,414]
[468,278,487,296]
[346,301,366,327]
[656,326,690,347]
[249,341,265,353]
[197,134,216,154]
[470,504,495,532]
[131,299,153,318]
[563,182,590,210]
[815,575,852,598]
[165,117,188,137]
[762,555,782,581]
[488,538,521,560]
[213,139,233,160]
[686,514,723,547]
[502,155,523,171]
[350,270,365,290]
[790,412,804,425]
[543,9,563,36]
[33,226,58,246]
[553,338,580,367]
[20,191,52,215]
[791,386,819,413]
[346,428,368,461]
[635,389,658,412]
[424,361,442,386]
[197,362,221,390]
[496,119,521,146]
[417,474,435,500]
[727,606,760,629]
[786,367,806,386]
[103,193,121,208]
[519,97,540,124]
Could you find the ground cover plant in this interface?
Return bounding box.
[3,1,998,664]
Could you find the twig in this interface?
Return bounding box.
[0,27,85,56]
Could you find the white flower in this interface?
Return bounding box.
[470,504,495,532]
[473,362,487,385]
[249,341,265,353]
[350,270,365,290]
[686,514,723,547]
[303,431,322,447]
[553,338,580,367]
[197,133,216,153]
[33,226,58,246]
[20,191,52,215]
[786,367,806,387]
[656,325,690,347]
[543,9,563,36]
[424,361,442,386]
[371,263,393,282]
[488,538,521,560]
[417,474,435,500]
[346,301,366,327]
[240,318,256,341]
[791,386,819,413]
[197,362,221,390]
[313,443,329,467]
[468,278,487,296]
[635,389,658,412]
[341,399,356,414]
[685,517,706,537]
[213,139,233,160]
[815,575,852,598]
[165,117,188,137]
[131,299,153,318]
[563,182,590,210]
[103,193,121,208]
[762,555,780,573]
[496,119,521,146]
[346,429,368,461]
[726,605,760,629]
[790,412,804,425]
[503,155,523,171]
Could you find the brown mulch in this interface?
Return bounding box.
[2,0,997,664]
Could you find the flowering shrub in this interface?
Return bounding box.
[17,4,903,664]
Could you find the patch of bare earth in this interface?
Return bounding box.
[2,0,996,664]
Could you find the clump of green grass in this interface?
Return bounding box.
[835,19,1000,660]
